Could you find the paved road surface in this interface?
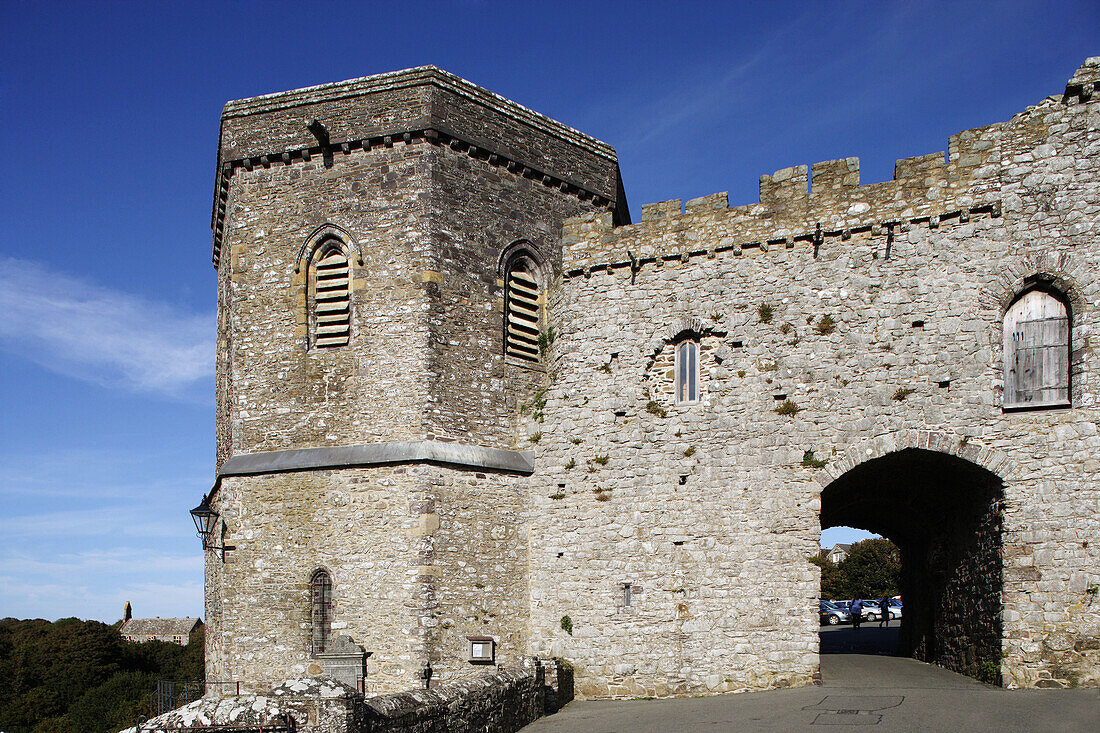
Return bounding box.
[523,628,1098,732]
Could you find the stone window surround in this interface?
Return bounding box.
[310,568,334,656]
[294,222,366,351]
[674,340,700,405]
[644,318,726,409]
[500,241,548,368]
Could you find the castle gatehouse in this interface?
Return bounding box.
[196,59,1099,712]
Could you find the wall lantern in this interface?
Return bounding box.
[190,494,235,561]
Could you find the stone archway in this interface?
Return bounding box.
[819,432,1012,681]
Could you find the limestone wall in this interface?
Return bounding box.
[533,60,1099,693]
[207,66,625,697]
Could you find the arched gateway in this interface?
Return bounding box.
[821,433,1011,681]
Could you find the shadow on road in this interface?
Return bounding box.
[819,624,899,655]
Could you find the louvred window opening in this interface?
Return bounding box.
[312,248,350,348]
[505,263,541,362]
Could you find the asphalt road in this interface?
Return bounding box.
[522,628,1099,732]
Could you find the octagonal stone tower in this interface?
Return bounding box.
[204,67,628,694]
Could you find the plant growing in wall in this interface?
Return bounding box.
[893,387,915,401]
[520,388,549,422]
[528,432,542,443]
[758,302,774,324]
[564,458,576,470]
[560,615,573,635]
[683,446,696,457]
[801,450,827,468]
[816,314,837,335]
[646,400,668,418]
[775,399,801,416]
[538,326,556,356]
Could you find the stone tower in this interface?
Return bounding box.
[204,67,628,694]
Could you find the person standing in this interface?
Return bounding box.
[851,598,863,631]
[879,597,890,628]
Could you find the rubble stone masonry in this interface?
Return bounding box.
[205,59,1100,706]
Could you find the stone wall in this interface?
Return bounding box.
[204,59,1100,706]
[124,663,570,733]
[534,58,1099,693]
[207,67,626,697]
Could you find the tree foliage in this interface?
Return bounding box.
[0,617,203,733]
[813,538,901,600]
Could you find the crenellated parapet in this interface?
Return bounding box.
[562,56,1100,277]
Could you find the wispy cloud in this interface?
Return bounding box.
[0,256,214,397]
[1,549,202,576]
[0,574,203,623]
[0,505,192,539]
[596,11,818,149]
[0,446,208,498]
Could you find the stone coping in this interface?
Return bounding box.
[218,440,535,479]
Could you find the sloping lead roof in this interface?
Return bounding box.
[120,617,202,637]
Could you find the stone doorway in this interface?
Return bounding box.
[820,448,1005,682]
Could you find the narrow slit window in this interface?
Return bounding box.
[505,259,542,363]
[1003,289,1069,409]
[675,340,699,404]
[310,570,332,655]
[310,245,351,348]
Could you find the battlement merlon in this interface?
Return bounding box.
[211,66,630,266]
[562,57,1099,274]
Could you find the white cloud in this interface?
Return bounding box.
[1,549,203,576]
[0,574,203,623]
[0,446,208,498]
[0,256,214,396]
[0,549,204,621]
[0,505,192,539]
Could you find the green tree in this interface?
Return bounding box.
[810,550,847,600]
[838,538,900,599]
[816,539,901,600]
[0,618,203,733]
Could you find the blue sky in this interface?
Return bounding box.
[0,1,1095,622]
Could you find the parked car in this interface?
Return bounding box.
[819,600,851,626]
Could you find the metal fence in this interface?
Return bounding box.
[153,679,241,715]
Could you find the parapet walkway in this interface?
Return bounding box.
[522,644,1098,732]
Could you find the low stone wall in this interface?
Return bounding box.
[363,667,543,732]
[121,661,572,733]
[123,678,363,733]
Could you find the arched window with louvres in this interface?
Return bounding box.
[309,242,351,348]
[310,569,333,655]
[504,256,543,363]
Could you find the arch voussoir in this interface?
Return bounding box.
[821,429,1015,489]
